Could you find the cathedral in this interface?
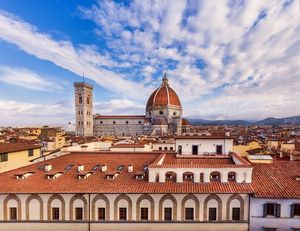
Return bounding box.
[74,74,190,137]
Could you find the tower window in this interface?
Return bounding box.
[159,111,163,115]
[87,97,90,105]
[79,96,82,104]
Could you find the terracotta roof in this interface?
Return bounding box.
[0,152,254,194]
[252,160,300,198]
[0,142,41,154]
[149,153,252,169]
[111,144,145,148]
[94,115,145,119]
[175,135,234,139]
[146,75,181,109]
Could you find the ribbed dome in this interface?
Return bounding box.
[146,74,181,108]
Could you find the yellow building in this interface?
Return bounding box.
[233,141,261,157]
[0,142,41,173]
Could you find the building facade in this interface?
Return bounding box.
[75,74,188,137]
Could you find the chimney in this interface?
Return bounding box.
[45,164,52,172]
[101,164,107,172]
[128,165,133,173]
[78,164,84,172]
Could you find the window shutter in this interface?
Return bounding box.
[275,204,281,218]
[263,204,267,217]
[291,204,295,218]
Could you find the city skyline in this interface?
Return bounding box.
[0,0,300,126]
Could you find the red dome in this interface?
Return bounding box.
[146,74,181,108]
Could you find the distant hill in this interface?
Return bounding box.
[255,116,300,125]
[188,115,300,126]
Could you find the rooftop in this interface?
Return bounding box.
[0,142,41,154]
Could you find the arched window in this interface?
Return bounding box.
[183,172,194,182]
[79,96,82,104]
[210,171,221,182]
[228,172,236,182]
[165,171,176,182]
[87,97,90,105]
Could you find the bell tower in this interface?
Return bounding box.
[74,81,93,136]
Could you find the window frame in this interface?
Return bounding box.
[185,207,194,221]
[98,207,106,220]
[0,153,8,162]
[232,207,240,221]
[75,207,83,220]
[164,207,172,221]
[9,207,17,220]
[28,149,34,157]
[52,207,60,220]
[119,207,127,221]
[209,207,217,221]
[140,207,149,220]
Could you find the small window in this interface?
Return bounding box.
[28,149,34,157]
[192,145,198,155]
[170,147,173,151]
[126,121,129,124]
[173,112,176,116]
[178,145,182,155]
[65,164,74,170]
[113,121,116,124]
[119,207,127,220]
[79,96,82,104]
[98,208,105,220]
[75,207,83,220]
[92,164,100,171]
[232,207,240,220]
[139,121,142,124]
[117,165,125,171]
[291,204,300,217]
[0,153,8,162]
[164,207,172,221]
[159,111,163,115]
[141,207,148,220]
[185,208,194,220]
[10,207,17,220]
[263,203,280,217]
[52,207,60,220]
[87,97,90,105]
[159,147,162,150]
[164,147,168,150]
[209,208,217,221]
[100,121,103,124]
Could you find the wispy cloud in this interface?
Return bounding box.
[0,66,65,91]
[0,10,148,98]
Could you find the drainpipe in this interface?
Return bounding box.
[88,193,91,231]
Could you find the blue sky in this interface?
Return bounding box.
[0,0,299,126]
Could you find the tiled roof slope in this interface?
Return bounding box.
[251,160,300,198]
[0,152,254,194]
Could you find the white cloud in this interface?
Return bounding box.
[80,0,300,119]
[0,66,65,91]
[0,11,149,98]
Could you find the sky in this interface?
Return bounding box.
[0,0,300,127]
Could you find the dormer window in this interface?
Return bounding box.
[92,164,100,171]
[46,172,63,179]
[78,172,93,179]
[106,172,119,180]
[135,171,145,180]
[15,172,35,179]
